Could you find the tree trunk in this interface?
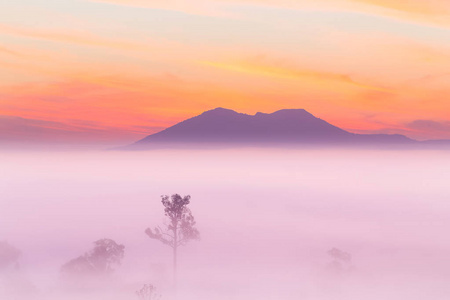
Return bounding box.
[173,222,178,289]
[173,244,177,287]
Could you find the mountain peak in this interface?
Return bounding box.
[269,109,314,118]
[272,108,308,113]
[201,107,239,116]
[127,107,414,149]
[202,108,313,118]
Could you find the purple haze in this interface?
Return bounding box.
[1,148,450,299]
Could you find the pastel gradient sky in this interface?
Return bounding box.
[0,0,449,145]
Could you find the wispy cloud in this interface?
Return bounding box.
[0,113,150,146]
[350,0,450,16]
[0,45,22,57]
[87,0,226,17]
[201,59,391,92]
[407,119,450,133]
[0,23,153,51]
[355,118,450,141]
[87,0,450,26]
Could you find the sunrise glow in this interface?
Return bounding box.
[0,0,449,145]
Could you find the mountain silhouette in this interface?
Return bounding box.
[124,108,416,149]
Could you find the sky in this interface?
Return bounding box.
[0,0,449,145]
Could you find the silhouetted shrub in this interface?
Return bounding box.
[60,239,124,289]
[136,284,161,300]
[0,241,21,270]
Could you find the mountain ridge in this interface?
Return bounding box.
[123,107,423,149]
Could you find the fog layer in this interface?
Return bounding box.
[1,148,449,299]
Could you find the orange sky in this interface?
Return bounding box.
[0,0,449,146]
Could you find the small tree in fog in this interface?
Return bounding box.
[326,248,352,275]
[0,242,37,294]
[145,194,199,285]
[61,239,125,280]
[136,283,161,300]
[0,241,21,270]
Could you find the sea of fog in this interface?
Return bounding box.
[1,148,450,300]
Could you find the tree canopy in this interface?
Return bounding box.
[60,239,125,278]
[0,241,21,270]
[145,194,199,248]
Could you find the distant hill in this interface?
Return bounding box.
[123,108,418,149]
[419,139,450,147]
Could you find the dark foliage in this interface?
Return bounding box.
[0,241,21,270]
[145,194,199,249]
[136,283,161,300]
[60,239,125,278]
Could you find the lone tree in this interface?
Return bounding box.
[145,194,199,285]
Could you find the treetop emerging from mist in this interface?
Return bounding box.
[60,239,125,278]
[146,194,199,285]
[146,194,200,248]
[328,248,351,263]
[0,241,21,270]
